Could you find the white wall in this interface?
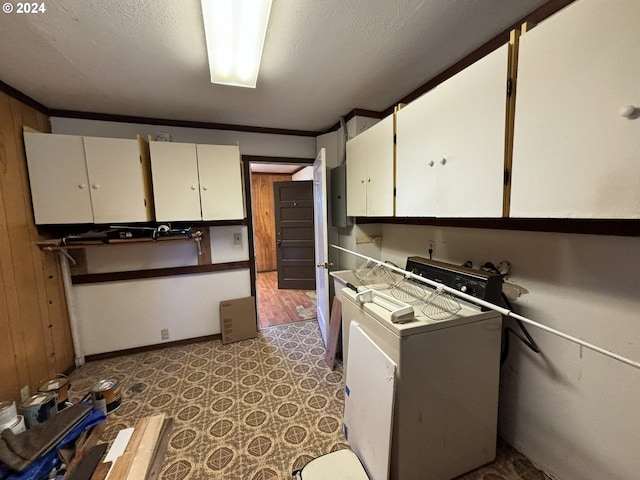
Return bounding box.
[50,117,317,157]
[340,222,640,480]
[75,269,251,355]
[292,166,313,181]
[73,226,251,355]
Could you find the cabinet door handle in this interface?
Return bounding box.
[361,179,365,184]
[428,160,434,167]
[92,184,100,189]
[202,186,208,191]
[368,178,371,183]
[191,185,197,190]
[78,183,87,189]
[440,157,447,165]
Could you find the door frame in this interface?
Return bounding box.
[242,156,315,321]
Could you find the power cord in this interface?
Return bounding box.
[500,293,541,364]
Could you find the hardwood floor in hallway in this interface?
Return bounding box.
[256,271,317,329]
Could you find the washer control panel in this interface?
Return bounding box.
[405,256,505,307]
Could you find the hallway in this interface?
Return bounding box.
[256,271,317,328]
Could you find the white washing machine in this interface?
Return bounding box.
[339,260,503,480]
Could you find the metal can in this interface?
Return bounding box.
[0,415,26,434]
[0,400,17,427]
[38,374,71,410]
[20,392,57,428]
[91,379,122,415]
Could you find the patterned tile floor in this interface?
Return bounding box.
[68,320,550,480]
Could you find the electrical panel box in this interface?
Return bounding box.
[331,163,352,228]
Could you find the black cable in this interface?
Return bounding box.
[500,293,541,364]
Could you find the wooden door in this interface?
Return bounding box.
[83,137,150,223]
[149,141,202,221]
[274,181,316,290]
[198,144,244,221]
[23,132,93,224]
[251,173,292,272]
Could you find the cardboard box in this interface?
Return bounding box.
[220,296,258,344]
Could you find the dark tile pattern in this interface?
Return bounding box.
[69,320,550,480]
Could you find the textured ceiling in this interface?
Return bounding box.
[0,0,550,132]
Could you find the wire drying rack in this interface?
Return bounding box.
[422,287,461,320]
[355,259,461,320]
[355,259,399,289]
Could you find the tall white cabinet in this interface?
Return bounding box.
[346,115,395,217]
[149,141,244,222]
[24,132,151,224]
[395,43,509,217]
[510,0,640,218]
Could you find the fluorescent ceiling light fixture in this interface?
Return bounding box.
[200,0,272,88]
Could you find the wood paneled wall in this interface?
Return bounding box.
[251,173,291,272]
[0,91,74,403]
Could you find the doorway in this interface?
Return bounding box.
[250,162,317,329]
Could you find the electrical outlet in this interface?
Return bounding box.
[233,232,242,245]
[20,385,30,402]
[161,328,169,340]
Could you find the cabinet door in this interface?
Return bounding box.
[365,115,395,216]
[149,142,202,221]
[510,0,640,218]
[434,43,507,217]
[396,93,439,217]
[396,44,508,217]
[346,115,394,217]
[83,137,150,223]
[197,144,244,220]
[23,132,93,224]
[346,137,367,217]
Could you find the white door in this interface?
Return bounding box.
[313,148,329,345]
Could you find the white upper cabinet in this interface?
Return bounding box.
[510,0,640,218]
[346,114,395,217]
[82,136,150,223]
[396,43,509,217]
[150,141,244,222]
[197,144,245,221]
[24,132,151,224]
[149,142,201,221]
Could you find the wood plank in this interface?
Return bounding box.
[125,413,166,480]
[107,416,151,480]
[0,91,45,400]
[145,418,174,480]
[90,461,112,480]
[67,443,108,480]
[197,228,212,266]
[502,28,521,217]
[63,422,108,480]
[8,96,56,381]
[324,297,342,370]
